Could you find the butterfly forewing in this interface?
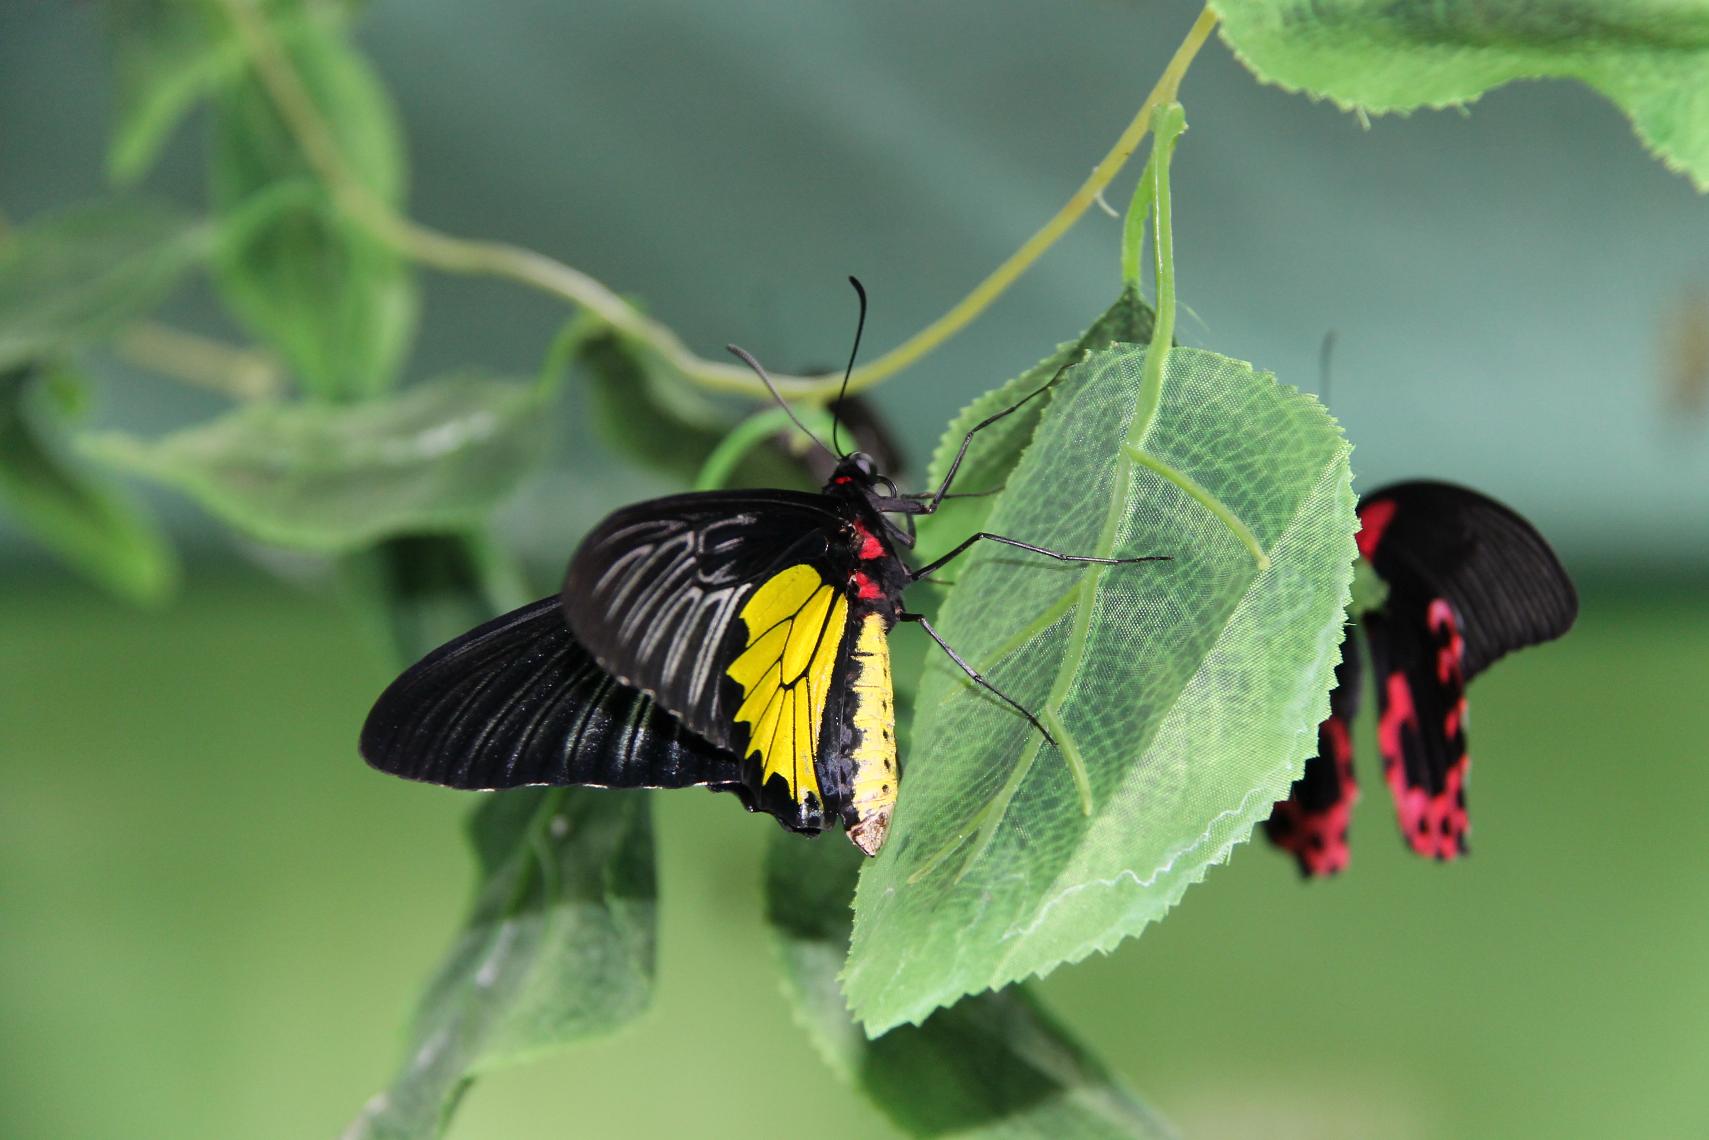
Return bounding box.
[1357,481,1577,679]
[563,490,857,745]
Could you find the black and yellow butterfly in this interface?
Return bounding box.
[362,284,1160,855]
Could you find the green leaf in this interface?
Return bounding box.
[579,326,726,478]
[845,344,1356,1031]
[574,324,812,490]
[103,0,302,183]
[1350,553,1388,616]
[106,0,223,183]
[766,832,1175,1139]
[1211,0,1709,190]
[0,366,176,603]
[80,372,551,552]
[344,789,657,1140]
[340,530,531,667]
[210,13,417,399]
[0,198,208,371]
[914,289,1154,567]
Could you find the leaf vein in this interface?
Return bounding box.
[1122,443,1271,570]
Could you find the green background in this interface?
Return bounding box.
[3,2,1707,1138]
[7,576,1705,1139]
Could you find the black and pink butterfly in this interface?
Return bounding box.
[1265,481,1577,877]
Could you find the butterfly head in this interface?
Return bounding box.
[825,450,897,500]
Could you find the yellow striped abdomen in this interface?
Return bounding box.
[845,613,898,855]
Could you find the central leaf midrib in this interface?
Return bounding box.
[1004,444,1350,957]
[925,353,1177,872]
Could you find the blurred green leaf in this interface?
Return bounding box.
[0,198,208,371]
[1350,553,1388,616]
[344,788,657,1140]
[575,324,811,489]
[107,0,225,183]
[914,289,1154,567]
[103,0,300,182]
[579,326,726,480]
[0,366,176,603]
[80,372,551,551]
[767,831,1176,1138]
[1212,0,1709,190]
[210,12,417,399]
[846,344,1356,1031]
[341,530,531,667]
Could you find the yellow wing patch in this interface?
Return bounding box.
[728,564,848,804]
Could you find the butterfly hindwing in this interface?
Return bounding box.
[1265,629,1363,876]
[360,597,742,793]
[722,561,860,831]
[1366,586,1471,858]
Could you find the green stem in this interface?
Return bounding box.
[1120,104,1270,572]
[113,322,284,401]
[978,584,1079,667]
[1040,708,1092,814]
[214,0,1218,399]
[1025,103,1189,818]
[1120,172,1154,294]
[1349,555,1388,615]
[694,409,796,491]
[1132,102,1186,444]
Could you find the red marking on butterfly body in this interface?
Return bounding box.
[853,571,883,600]
[851,519,886,561]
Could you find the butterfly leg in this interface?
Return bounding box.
[899,611,1055,747]
[909,532,1168,583]
[898,486,1006,501]
[914,371,1068,513]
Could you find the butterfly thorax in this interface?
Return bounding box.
[821,451,910,622]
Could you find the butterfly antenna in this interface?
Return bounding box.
[727,344,837,460]
[833,275,869,457]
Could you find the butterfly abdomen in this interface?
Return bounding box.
[844,613,899,855]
